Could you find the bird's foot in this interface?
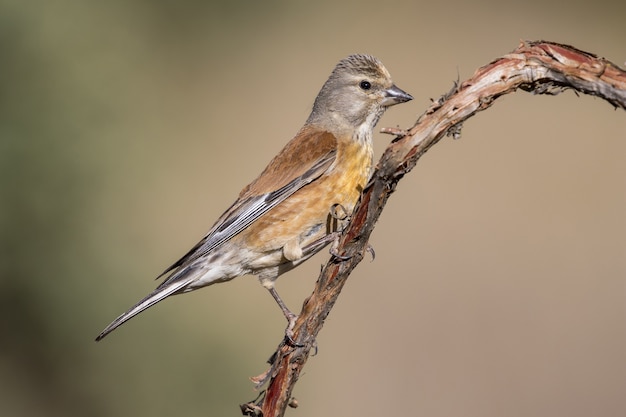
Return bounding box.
[329,233,352,261]
[283,312,304,347]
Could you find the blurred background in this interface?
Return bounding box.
[1,0,624,416]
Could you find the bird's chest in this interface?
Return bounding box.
[245,140,373,254]
[293,140,373,243]
[320,140,373,210]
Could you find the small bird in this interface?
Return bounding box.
[96,54,412,341]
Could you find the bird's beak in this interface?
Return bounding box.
[381,84,413,107]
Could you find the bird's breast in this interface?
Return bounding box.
[244,138,373,256]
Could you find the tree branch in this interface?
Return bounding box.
[240,40,626,417]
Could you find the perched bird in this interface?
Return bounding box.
[96,54,412,341]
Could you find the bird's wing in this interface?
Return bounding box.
[157,128,338,282]
[95,130,338,341]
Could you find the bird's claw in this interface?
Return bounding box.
[329,232,352,261]
[330,244,352,261]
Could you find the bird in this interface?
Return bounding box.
[95,54,412,342]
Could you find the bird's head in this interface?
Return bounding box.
[308,54,413,135]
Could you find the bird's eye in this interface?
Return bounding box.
[359,80,371,90]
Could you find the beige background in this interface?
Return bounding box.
[1,1,624,416]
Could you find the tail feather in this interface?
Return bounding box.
[95,277,192,341]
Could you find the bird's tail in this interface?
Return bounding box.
[95,277,192,341]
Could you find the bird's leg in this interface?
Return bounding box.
[329,203,376,261]
[328,203,352,261]
[297,203,353,261]
[301,231,339,253]
[267,287,303,347]
[300,230,350,261]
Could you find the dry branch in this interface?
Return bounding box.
[240,40,626,417]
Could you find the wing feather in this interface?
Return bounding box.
[157,129,337,281]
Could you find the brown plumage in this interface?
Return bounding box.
[96,54,412,341]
